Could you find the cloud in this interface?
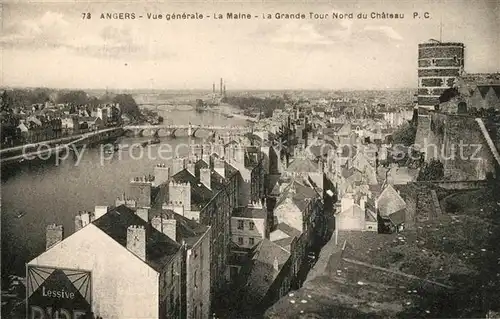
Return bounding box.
[362,25,403,41]
[0,11,172,59]
[252,9,403,49]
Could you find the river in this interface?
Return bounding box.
[1,106,248,280]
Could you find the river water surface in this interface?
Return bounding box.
[1,106,248,279]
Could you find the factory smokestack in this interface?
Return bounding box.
[223,84,226,97]
[213,83,215,94]
[220,78,223,96]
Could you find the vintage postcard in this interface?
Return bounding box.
[1,0,499,318]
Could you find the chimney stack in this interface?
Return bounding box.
[186,160,195,176]
[127,225,146,261]
[74,211,94,232]
[220,78,223,96]
[172,157,186,176]
[168,181,191,212]
[46,224,63,250]
[200,168,211,189]
[273,256,279,272]
[152,214,178,242]
[162,201,185,216]
[153,163,170,187]
[136,207,149,222]
[214,157,225,178]
[94,206,108,219]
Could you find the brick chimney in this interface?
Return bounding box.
[168,181,191,212]
[152,215,177,242]
[46,224,63,250]
[129,177,152,208]
[200,168,211,189]
[186,160,195,176]
[94,206,108,219]
[214,157,225,178]
[126,225,146,261]
[172,157,186,176]
[162,201,185,216]
[273,256,279,272]
[136,207,149,222]
[234,145,245,163]
[74,211,94,232]
[153,163,170,187]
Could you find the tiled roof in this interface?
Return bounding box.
[286,157,318,173]
[309,143,335,158]
[267,174,281,196]
[233,206,267,219]
[365,208,377,222]
[377,184,406,217]
[336,123,351,136]
[93,205,181,272]
[387,208,406,225]
[273,236,295,250]
[275,223,301,238]
[244,239,291,303]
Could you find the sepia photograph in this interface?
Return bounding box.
[1,0,499,318]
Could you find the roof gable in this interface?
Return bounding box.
[286,157,318,173]
[93,205,181,271]
[377,184,406,217]
[244,239,291,303]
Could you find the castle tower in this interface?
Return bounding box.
[417,41,465,109]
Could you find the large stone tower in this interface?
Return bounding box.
[417,41,465,109]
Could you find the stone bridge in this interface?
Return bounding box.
[124,124,251,138]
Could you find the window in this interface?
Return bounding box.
[194,270,198,288]
[238,237,243,245]
[249,221,255,230]
[237,220,244,230]
[249,237,255,246]
[194,305,198,319]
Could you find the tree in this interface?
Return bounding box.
[112,94,141,120]
[1,91,13,117]
[417,159,444,181]
[392,122,416,147]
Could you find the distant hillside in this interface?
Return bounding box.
[2,88,143,121]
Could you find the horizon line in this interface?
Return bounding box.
[1,86,418,92]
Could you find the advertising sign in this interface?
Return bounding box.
[27,266,91,319]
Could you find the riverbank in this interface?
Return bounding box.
[209,103,257,122]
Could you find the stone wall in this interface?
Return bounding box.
[415,112,497,180]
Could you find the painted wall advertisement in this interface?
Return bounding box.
[27,266,92,319]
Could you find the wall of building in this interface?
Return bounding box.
[158,247,183,318]
[28,224,159,319]
[231,217,266,248]
[185,228,211,319]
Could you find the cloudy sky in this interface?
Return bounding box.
[1,0,499,90]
